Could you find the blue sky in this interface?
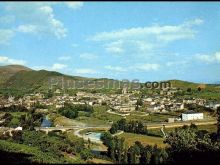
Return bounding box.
[0,2,220,83]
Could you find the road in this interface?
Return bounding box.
[144,119,217,129]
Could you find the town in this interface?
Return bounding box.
[1,86,219,124]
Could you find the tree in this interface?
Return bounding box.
[164,125,219,164]
[110,123,118,134]
[116,137,125,163]
[190,123,198,131]
[186,88,192,93]
[88,138,91,149]
[80,149,93,161]
[122,148,128,164]
[100,132,113,146]
[58,103,79,119]
[0,113,13,127]
[217,106,220,137]
[109,139,116,161]
[128,144,140,164]
[117,118,127,130]
[135,98,143,111]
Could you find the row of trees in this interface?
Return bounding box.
[101,132,168,164]
[0,105,28,112]
[109,119,148,135]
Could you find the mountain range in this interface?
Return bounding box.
[0,65,219,92]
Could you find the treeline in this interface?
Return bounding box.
[185,103,214,113]
[101,132,168,164]
[0,105,28,112]
[109,119,147,135]
[34,101,48,109]
[58,103,93,119]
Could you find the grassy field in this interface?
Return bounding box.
[88,158,113,164]
[127,112,180,123]
[75,106,122,126]
[193,91,220,100]
[148,124,217,137]
[117,124,217,148]
[118,132,167,148]
[197,124,217,132]
[9,112,26,117]
[52,115,86,127]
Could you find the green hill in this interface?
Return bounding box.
[169,79,219,91]
[0,65,32,85]
[169,79,201,89]
[0,65,219,96]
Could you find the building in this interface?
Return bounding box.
[182,110,203,121]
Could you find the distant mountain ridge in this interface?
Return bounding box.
[0,65,218,92]
[214,81,220,84]
[0,65,32,85]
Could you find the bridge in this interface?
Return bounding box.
[35,126,80,134]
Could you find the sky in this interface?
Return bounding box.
[0,2,220,83]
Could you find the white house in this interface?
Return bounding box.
[182,110,204,121]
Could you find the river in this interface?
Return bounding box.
[41,115,52,127]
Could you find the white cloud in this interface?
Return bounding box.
[105,40,124,54]
[195,52,220,63]
[65,2,84,10]
[89,19,202,42]
[131,63,160,71]
[184,18,204,26]
[104,65,127,72]
[1,2,84,41]
[132,40,154,51]
[31,65,50,70]
[89,19,203,56]
[74,68,98,74]
[5,3,67,39]
[52,63,67,70]
[0,29,14,45]
[17,24,38,33]
[0,56,26,65]
[32,63,67,71]
[106,47,124,54]
[58,56,71,61]
[79,53,98,60]
[166,61,188,66]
